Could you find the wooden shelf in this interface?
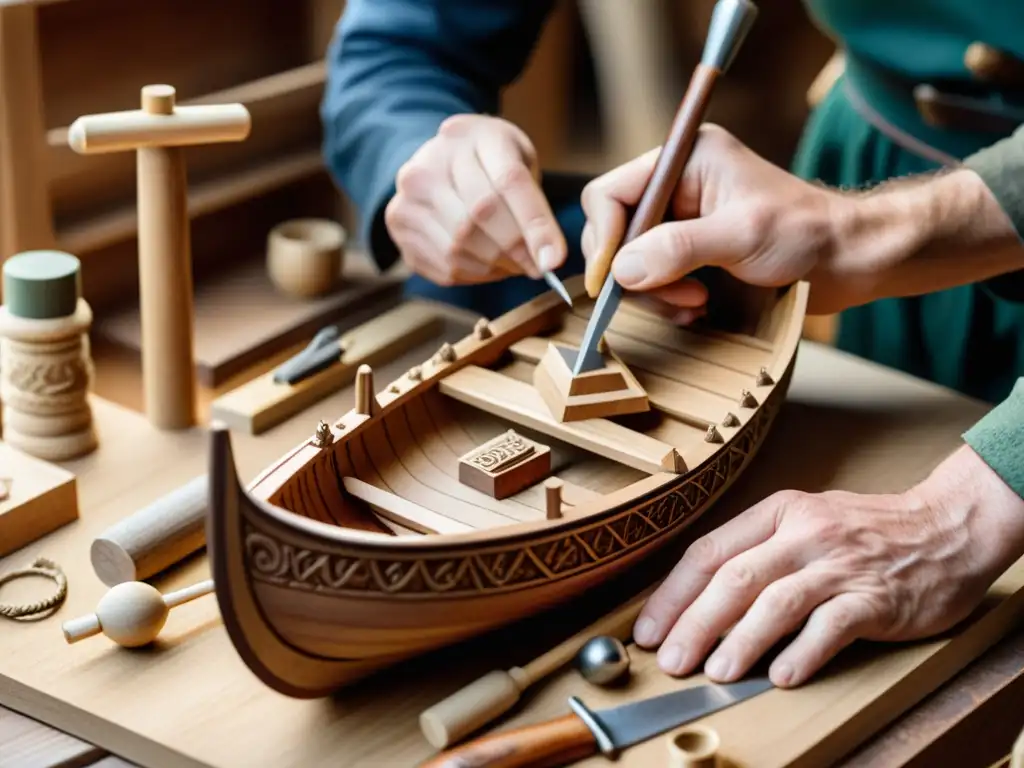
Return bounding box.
[57,146,325,255]
[46,60,326,149]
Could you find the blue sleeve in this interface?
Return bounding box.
[320,0,556,272]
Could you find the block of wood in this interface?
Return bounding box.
[457,429,551,499]
[2,341,1023,768]
[0,444,78,558]
[93,250,403,387]
[208,301,445,434]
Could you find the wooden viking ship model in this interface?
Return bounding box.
[205,0,789,698]
[206,273,807,698]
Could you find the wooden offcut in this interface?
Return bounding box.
[0,444,77,558]
[209,301,443,434]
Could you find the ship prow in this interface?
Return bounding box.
[207,275,808,697]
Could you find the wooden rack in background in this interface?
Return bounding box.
[0,0,576,319]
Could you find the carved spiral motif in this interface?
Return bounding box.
[0,336,92,413]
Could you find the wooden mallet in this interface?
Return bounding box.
[67,85,251,430]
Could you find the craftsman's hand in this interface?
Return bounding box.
[384,114,567,286]
[580,124,850,319]
[633,444,1024,688]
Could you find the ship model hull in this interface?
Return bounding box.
[207,276,808,698]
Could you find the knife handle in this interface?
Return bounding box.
[419,713,597,768]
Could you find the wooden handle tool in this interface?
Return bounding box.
[419,584,657,749]
[420,713,597,768]
[583,0,757,299]
[90,474,207,587]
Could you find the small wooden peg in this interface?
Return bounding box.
[313,420,333,449]
[355,365,379,416]
[739,390,758,408]
[434,343,457,364]
[704,425,722,443]
[474,318,492,340]
[721,412,740,427]
[408,365,423,381]
[62,578,214,648]
[755,367,774,386]
[545,478,563,520]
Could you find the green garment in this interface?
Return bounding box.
[796,2,1024,496]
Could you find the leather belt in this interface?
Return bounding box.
[841,50,1024,165]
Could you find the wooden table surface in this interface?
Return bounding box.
[1,306,1023,767]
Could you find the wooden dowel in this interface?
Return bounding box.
[355,364,379,416]
[90,475,208,587]
[545,478,563,519]
[67,103,251,154]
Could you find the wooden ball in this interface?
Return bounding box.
[95,581,169,647]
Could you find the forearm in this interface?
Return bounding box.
[828,167,1024,305]
[321,0,554,271]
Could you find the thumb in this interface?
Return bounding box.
[611,212,749,291]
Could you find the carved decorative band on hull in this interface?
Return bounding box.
[241,366,786,599]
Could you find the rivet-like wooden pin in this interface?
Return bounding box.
[433,343,457,364]
[313,420,333,448]
[545,478,563,520]
[388,383,401,394]
[408,365,422,381]
[755,367,774,386]
[721,412,740,427]
[704,425,722,443]
[355,365,380,416]
[474,318,492,340]
[739,390,757,408]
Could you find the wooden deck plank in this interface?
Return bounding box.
[575,299,775,373]
[558,314,756,398]
[0,707,104,768]
[509,336,739,428]
[359,430,518,529]
[341,477,474,535]
[383,409,540,521]
[439,365,685,475]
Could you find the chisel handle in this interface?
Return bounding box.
[419,713,596,768]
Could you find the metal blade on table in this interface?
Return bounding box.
[587,677,774,750]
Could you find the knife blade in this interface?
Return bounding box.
[571,0,758,375]
[543,270,574,307]
[419,677,773,768]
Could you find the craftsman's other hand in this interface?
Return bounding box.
[632,444,1024,688]
[580,124,851,317]
[384,114,567,286]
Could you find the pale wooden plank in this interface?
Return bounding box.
[439,365,684,474]
[0,706,103,768]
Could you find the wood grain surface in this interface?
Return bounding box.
[1,323,1022,767]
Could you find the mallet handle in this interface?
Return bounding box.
[68,103,250,155]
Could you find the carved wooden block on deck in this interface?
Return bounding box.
[533,341,649,422]
[457,430,551,500]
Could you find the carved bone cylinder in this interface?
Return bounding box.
[0,250,97,460]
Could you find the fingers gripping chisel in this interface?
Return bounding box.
[572,0,758,375]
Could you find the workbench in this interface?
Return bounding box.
[1,304,1023,767]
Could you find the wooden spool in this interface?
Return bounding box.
[266,218,346,298]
